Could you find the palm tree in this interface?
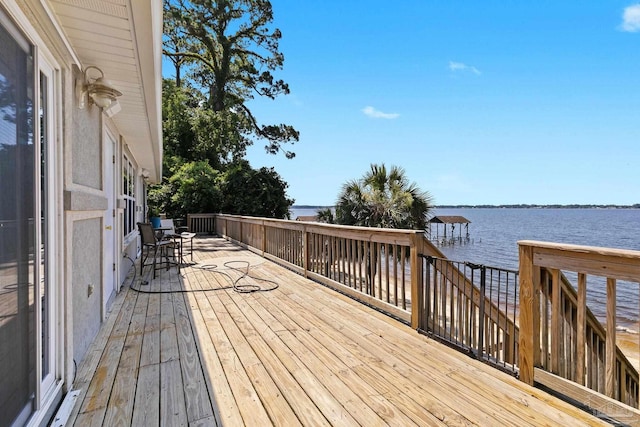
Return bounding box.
[315,207,335,224]
[335,163,433,229]
[334,164,433,292]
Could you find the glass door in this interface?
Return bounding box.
[0,11,36,427]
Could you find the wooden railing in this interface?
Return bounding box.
[187,213,216,234]
[519,241,640,410]
[212,215,639,415]
[215,214,519,369]
[216,214,422,322]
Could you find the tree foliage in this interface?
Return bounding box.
[220,160,293,218]
[148,159,293,220]
[149,161,222,220]
[163,78,252,171]
[335,164,433,230]
[164,0,299,158]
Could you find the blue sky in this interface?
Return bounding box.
[168,1,640,206]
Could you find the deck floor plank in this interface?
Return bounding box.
[285,283,537,426]
[68,237,609,427]
[132,363,160,426]
[182,268,240,426]
[291,278,576,426]
[173,288,215,424]
[246,285,443,427]
[253,272,478,426]
[102,291,148,425]
[73,287,139,425]
[67,282,129,424]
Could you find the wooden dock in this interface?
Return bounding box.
[68,237,609,426]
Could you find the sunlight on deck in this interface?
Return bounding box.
[67,237,609,426]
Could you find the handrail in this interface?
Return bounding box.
[215,213,422,323]
[519,240,640,409]
[215,213,520,369]
[210,215,639,411]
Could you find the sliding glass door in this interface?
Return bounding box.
[0,7,60,426]
[0,11,36,427]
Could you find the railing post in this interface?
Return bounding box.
[518,243,536,386]
[410,233,424,330]
[606,277,617,398]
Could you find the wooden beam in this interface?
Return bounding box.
[518,244,536,386]
[410,233,424,329]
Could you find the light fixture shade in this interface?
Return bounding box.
[88,76,122,108]
[77,66,123,111]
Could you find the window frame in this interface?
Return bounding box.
[121,151,137,240]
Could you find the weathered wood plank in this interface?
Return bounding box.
[160,359,188,427]
[173,290,215,423]
[132,363,160,427]
[193,274,273,425]
[183,267,241,427]
[266,263,597,427]
[206,290,303,426]
[576,273,587,385]
[103,291,148,425]
[255,266,523,426]
[76,287,139,421]
[244,286,424,426]
[518,244,536,386]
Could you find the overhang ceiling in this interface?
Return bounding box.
[48,0,163,182]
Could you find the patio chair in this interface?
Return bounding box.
[160,219,196,263]
[138,222,180,278]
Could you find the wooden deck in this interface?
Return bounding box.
[68,237,609,426]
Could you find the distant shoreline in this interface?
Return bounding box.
[293,204,640,210]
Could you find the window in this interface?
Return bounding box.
[122,154,136,237]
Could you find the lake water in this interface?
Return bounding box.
[291,207,640,331]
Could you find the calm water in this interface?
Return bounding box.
[291,207,640,330]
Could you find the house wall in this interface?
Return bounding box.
[71,218,103,362]
[0,2,153,425]
[67,66,108,362]
[72,81,102,190]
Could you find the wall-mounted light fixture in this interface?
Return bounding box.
[140,169,150,180]
[76,65,122,110]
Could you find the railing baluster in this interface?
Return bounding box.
[550,268,561,375]
[606,277,617,398]
[576,273,587,385]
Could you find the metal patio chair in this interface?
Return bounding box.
[160,219,196,263]
[137,222,180,278]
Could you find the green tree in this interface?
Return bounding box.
[335,164,433,230]
[333,163,433,290]
[164,0,299,159]
[316,208,335,224]
[149,161,223,219]
[162,78,250,170]
[220,160,293,218]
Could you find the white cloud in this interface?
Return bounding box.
[362,106,400,119]
[621,4,640,32]
[448,61,481,75]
